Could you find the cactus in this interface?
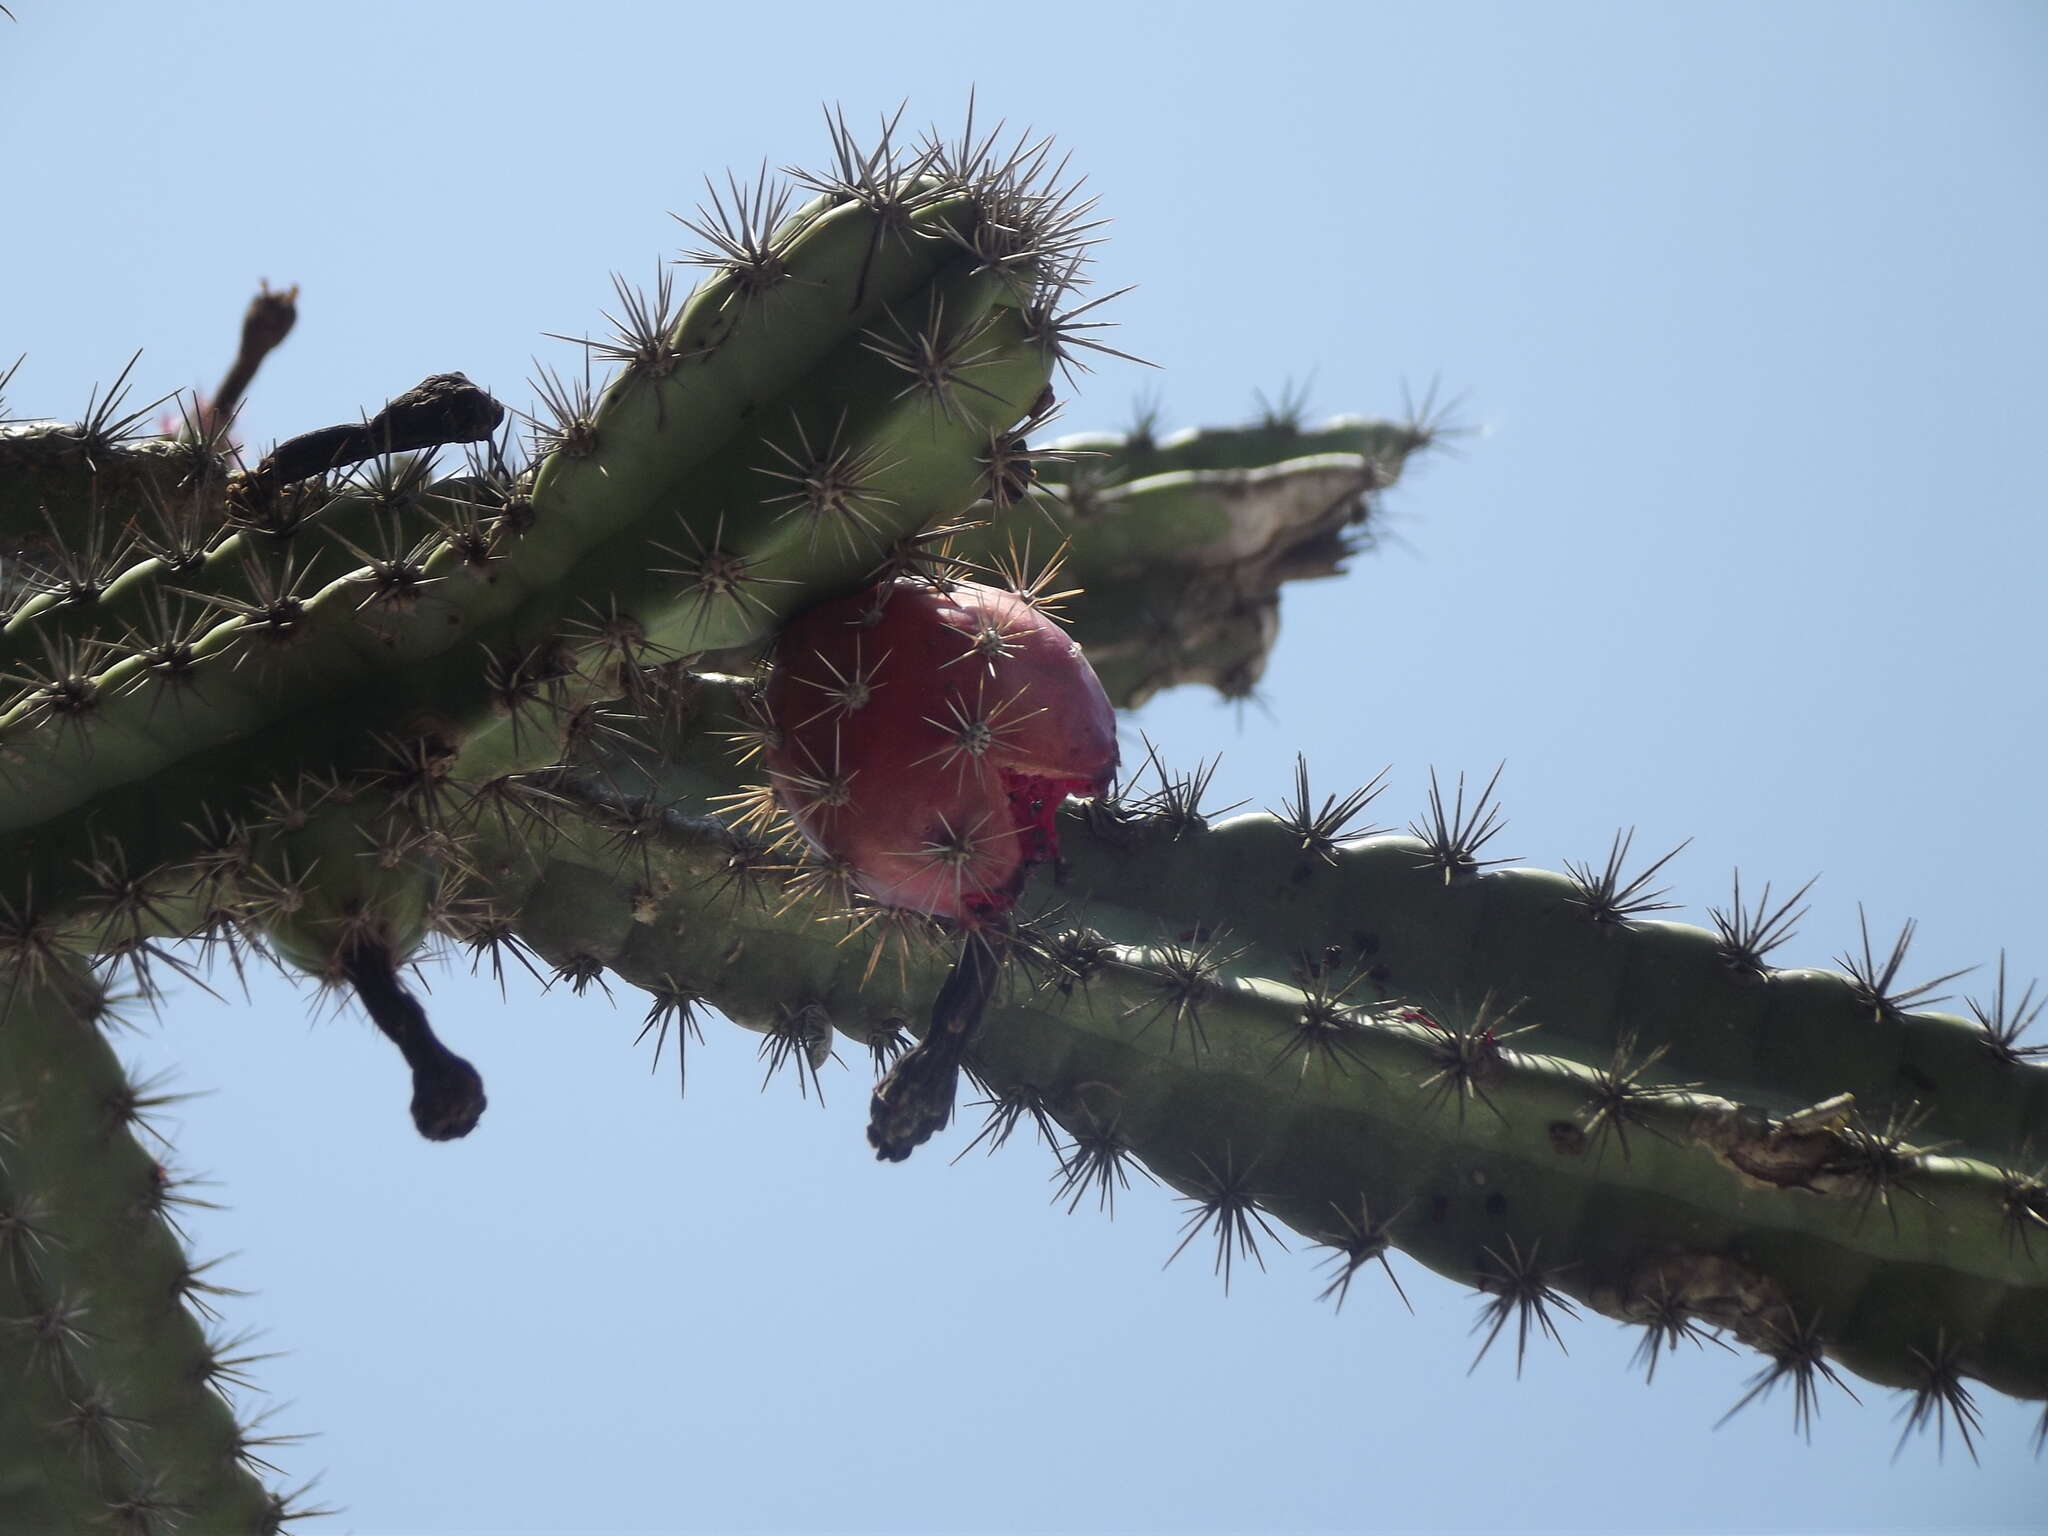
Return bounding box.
[1,108,2044,1524]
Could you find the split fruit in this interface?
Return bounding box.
[763,577,1117,921]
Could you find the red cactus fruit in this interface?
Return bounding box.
[763,577,1117,921]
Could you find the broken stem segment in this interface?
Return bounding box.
[340,938,487,1140]
[209,280,299,433]
[868,926,1008,1161]
[231,371,505,498]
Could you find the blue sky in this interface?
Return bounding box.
[4,1,2045,1530]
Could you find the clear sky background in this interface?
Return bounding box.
[4,1,2045,1531]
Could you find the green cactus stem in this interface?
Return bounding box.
[0,281,296,577]
[454,765,2048,1444]
[612,682,2046,1175]
[1031,788,2047,1170]
[0,955,312,1531]
[1037,409,1440,489]
[946,452,1394,705]
[1,353,227,566]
